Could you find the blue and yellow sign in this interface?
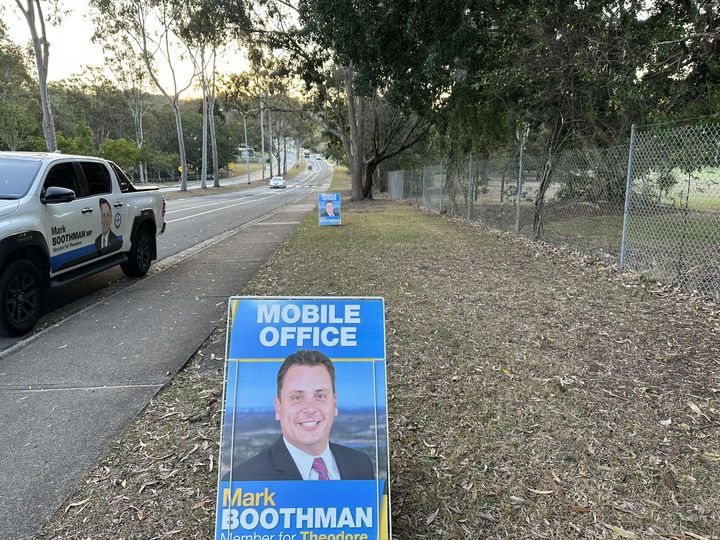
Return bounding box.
[216,297,390,540]
[318,193,341,226]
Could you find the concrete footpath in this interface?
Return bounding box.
[0,176,328,539]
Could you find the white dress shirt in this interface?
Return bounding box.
[283,437,341,480]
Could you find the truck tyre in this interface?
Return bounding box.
[121,226,153,277]
[0,259,44,335]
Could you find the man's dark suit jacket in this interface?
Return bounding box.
[95,230,121,254]
[222,436,374,481]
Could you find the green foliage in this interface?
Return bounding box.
[0,20,34,100]
[57,125,94,155]
[100,138,138,167]
[0,100,40,151]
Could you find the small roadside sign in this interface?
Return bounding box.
[318,193,341,226]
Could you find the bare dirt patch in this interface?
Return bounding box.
[35,195,719,539]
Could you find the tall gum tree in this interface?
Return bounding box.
[14,0,59,151]
[232,0,463,199]
[92,0,196,190]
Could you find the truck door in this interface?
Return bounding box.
[78,161,129,256]
[40,161,96,274]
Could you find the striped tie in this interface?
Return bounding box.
[311,457,329,480]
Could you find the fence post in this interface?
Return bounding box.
[439,161,444,213]
[467,156,473,221]
[619,124,638,270]
[516,142,525,233]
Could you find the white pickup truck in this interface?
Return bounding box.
[0,152,166,335]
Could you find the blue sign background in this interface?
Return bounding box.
[318,192,341,226]
[229,298,385,359]
[217,297,390,540]
[224,361,385,411]
[216,480,384,537]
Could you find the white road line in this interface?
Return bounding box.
[167,164,316,215]
[166,193,277,223]
[166,196,256,214]
[166,166,321,224]
[3,384,165,392]
[0,160,331,362]
[255,221,303,226]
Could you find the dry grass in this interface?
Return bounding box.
[35,179,720,539]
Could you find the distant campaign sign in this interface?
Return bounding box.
[216,297,391,540]
[318,193,341,226]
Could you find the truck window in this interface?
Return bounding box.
[109,162,133,193]
[43,162,82,197]
[80,162,112,195]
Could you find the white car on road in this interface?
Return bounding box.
[269,176,286,189]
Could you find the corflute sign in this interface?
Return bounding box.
[215,297,391,540]
[318,193,341,226]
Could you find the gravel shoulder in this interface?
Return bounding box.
[35,170,719,539]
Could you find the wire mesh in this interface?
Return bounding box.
[388,119,719,300]
[623,122,720,299]
[422,164,444,213]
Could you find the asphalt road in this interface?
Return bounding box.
[0,155,313,353]
[0,158,331,539]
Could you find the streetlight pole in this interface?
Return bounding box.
[240,108,258,185]
[260,102,266,181]
[268,107,274,177]
[242,112,251,184]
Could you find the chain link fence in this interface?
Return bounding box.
[621,122,720,298]
[388,119,720,300]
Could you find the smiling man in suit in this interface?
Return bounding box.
[94,198,121,254]
[223,350,374,481]
[320,200,338,218]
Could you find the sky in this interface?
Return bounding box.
[3,0,248,96]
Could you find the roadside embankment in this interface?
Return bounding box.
[36,167,719,539]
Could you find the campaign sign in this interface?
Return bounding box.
[318,193,341,226]
[216,297,391,540]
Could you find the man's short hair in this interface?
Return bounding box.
[277,350,335,398]
[99,198,110,210]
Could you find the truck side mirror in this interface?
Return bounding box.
[41,186,76,204]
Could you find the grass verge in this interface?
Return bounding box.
[36,171,720,539]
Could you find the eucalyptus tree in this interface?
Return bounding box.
[181,0,228,188]
[230,0,465,199]
[0,20,39,150]
[13,0,64,151]
[101,37,152,182]
[92,0,196,190]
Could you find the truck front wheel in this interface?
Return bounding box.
[121,226,153,277]
[0,259,44,335]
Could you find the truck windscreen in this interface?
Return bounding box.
[0,158,42,199]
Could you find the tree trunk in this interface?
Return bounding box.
[533,159,554,240]
[363,160,377,199]
[172,102,188,190]
[268,109,274,177]
[344,67,366,200]
[201,92,208,189]
[209,49,220,187]
[283,135,287,175]
[209,102,219,187]
[18,0,57,151]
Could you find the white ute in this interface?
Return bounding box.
[0,152,166,335]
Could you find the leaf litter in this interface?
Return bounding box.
[35,199,719,539]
